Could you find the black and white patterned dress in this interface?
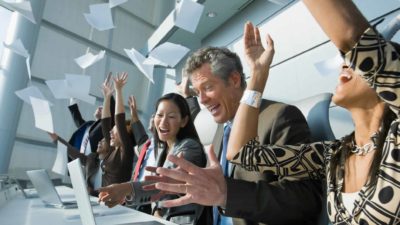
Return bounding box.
[230,27,400,225]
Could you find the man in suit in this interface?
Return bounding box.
[67,97,115,155]
[151,45,325,224]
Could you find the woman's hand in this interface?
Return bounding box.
[101,72,114,98]
[113,72,128,91]
[128,95,139,122]
[98,182,132,208]
[244,22,275,92]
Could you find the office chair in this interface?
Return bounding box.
[194,107,219,150]
[291,92,336,225]
[291,92,336,142]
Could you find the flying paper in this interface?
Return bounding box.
[109,0,127,8]
[84,3,114,31]
[3,0,36,24]
[144,42,189,67]
[174,0,204,33]
[3,39,29,58]
[52,141,68,176]
[30,96,54,133]
[15,86,52,106]
[125,48,154,83]
[74,50,105,69]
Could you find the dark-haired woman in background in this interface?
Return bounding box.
[99,93,206,225]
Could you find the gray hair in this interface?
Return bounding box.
[184,47,246,89]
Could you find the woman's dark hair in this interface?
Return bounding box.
[330,105,396,185]
[151,93,201,162]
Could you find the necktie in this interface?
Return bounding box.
[213,124,233,225]
[132,139,151,181]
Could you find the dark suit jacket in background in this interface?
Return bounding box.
[68,97,115,153]
[188,98,324,225]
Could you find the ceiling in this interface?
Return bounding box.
[117,0,255,47]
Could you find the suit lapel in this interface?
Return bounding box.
[212,124,224,160]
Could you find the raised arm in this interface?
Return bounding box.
[48,132,88,164]
[114,72,128,115]
[68,102,86,128]
[102,72,113,119]
[101,72,114,144]
[129,95,148,147]
[302,0,369,52]
[227,22,274,160]
[113,72,134,156]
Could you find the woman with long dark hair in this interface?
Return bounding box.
[99,92,206,225]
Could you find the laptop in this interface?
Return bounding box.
[67,159,166,225]
[26,169,87,209]
[0,174,38,198]
[14,178,39,198]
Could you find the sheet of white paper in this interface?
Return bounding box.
[3,1,36,24]
[74,50,105,69]
[109,0,127,8]
[45,79,69,99]
[314,54,343,76]
[30,96,54,133]
[65,74,94,103]
[52,141,68,176]
[15,86,51,105]
[174,0,204,33]
[145,42,190,67]
[143,56,169,67]
[26,56,31,79]
[3,38,29,58]
[84,3,114,31]
[124,48,154,83]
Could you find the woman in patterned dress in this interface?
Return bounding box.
[227,1,400,224]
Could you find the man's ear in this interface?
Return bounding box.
[229,71,242,88]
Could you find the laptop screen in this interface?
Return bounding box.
[68,159,97,225]
[26,169,62,205]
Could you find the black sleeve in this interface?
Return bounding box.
[115,113,134,161]
[131,120,149,148]
[68,103,86,128]
[185,96,200,121]
[56,135,87,164]
[224,178,324,225]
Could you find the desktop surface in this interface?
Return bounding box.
[0,186,177,225]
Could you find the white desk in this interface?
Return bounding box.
[0,186,177,225]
